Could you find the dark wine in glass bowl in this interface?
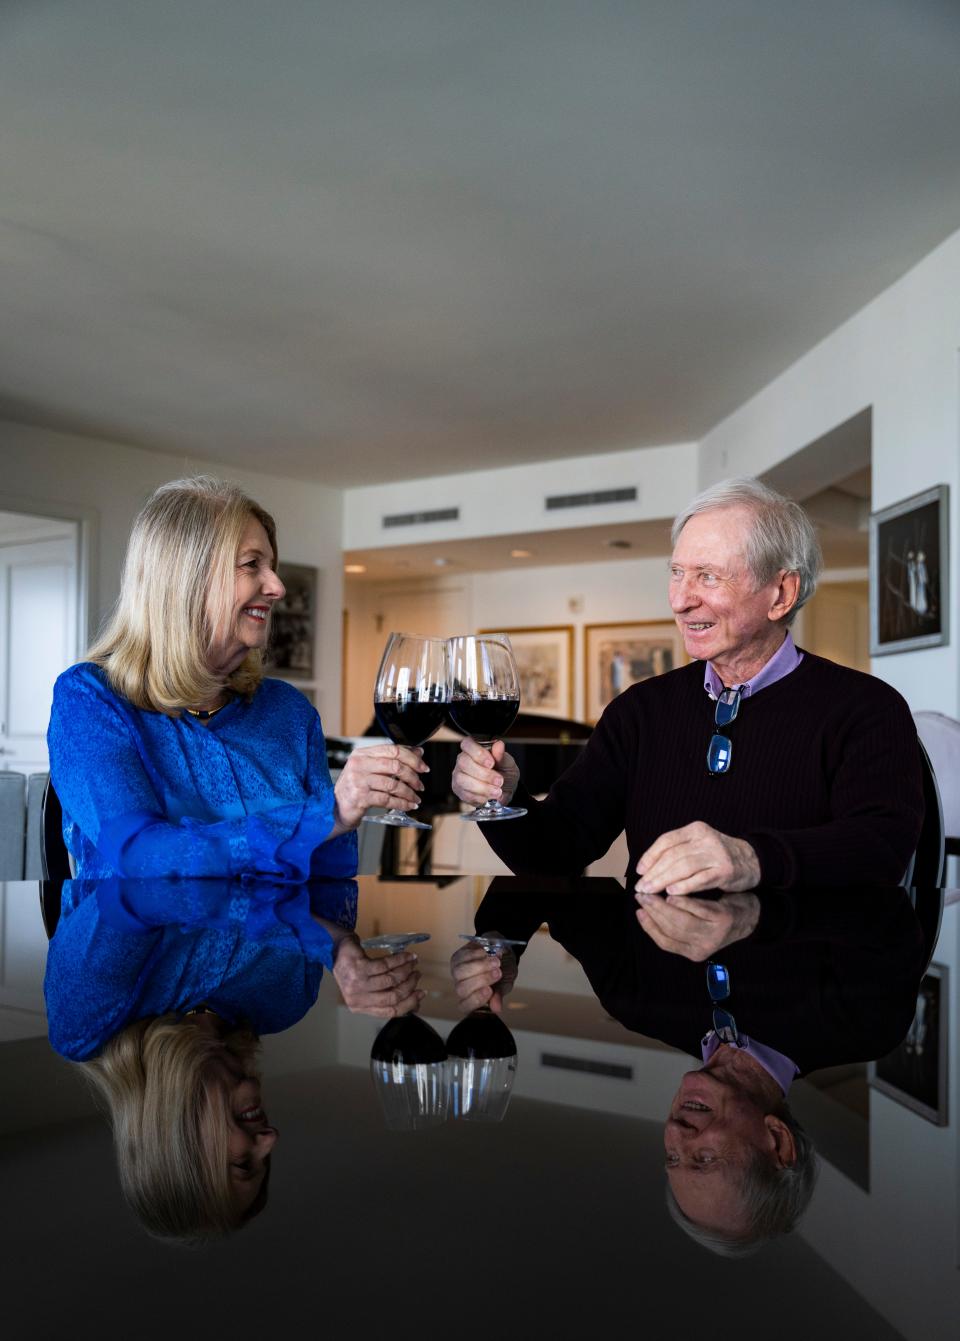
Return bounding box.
[447,697,520,742]
[364,633,450,831]
[447,633,527,822]
[375,699,448,748]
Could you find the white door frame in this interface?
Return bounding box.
[0,491,98,658]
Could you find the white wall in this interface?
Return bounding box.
[698,226,960,719]
[343,441,698,550]
[0,420,347,731]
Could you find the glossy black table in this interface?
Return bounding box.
[1,874,955,1341]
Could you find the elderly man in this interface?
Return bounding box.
[452,478,924,894]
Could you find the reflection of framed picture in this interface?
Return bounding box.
[870,485,949,655]
[271,563,318,679]
[584,621,684,725]
[480,626,574,718]
[868,963,948,1125]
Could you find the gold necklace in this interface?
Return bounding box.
[186,697,229,720]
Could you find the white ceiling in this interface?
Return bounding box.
[3,2,960,488]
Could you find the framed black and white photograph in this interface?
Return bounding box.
[271,563,318,679]
[870,484,949,655]
[868,962,948,1125]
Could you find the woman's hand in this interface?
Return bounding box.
[332,937,426,1017]
[451,738,520,809]
[449,938,518,1014]
[332,744,429,833]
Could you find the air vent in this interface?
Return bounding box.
[382,507,460,529]
[545,487,637,511]
[540,1052,633,1080]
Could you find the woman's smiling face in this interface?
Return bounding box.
[207,516,285,677]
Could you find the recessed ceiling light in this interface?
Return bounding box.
[510,548,533,559]
[606,539,632,550]
[433,557,450,567]
[344,563,366,574]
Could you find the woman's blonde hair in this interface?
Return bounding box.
[87,475,279,714]
[80,1015,265,1244]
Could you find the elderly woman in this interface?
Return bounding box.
[48,476,427,879]
[453,477,924,892]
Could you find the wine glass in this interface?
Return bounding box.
[447,633,528,822]
[361,932,431,953]
[364,633,450,831]
[369,1015,450,1130]
[446,1010,518,1123]
[457,933,527,954]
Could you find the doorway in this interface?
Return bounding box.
[0,511,80,775]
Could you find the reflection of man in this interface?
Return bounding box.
[665,1021,810,1254]
[453,478,924,889]
[451,879,927,1254]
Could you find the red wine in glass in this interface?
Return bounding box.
[447,633,527,822]
[364,633,450,831]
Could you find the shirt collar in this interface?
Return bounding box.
[700,1032,800,1095]
[703,629,802,700]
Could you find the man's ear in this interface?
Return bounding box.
[767,570,801,623]
[765,1114,798,1169]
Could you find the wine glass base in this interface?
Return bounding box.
[363,811,433,830]
[460,804,528,823]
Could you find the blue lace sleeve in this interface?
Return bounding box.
[48,667,355,879]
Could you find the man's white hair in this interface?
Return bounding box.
[671,478,823,626]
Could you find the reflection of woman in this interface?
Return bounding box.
[47,878,423,1241]
[83,1012,276,1240]
[48,476,426,878]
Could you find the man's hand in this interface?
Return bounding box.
[449,938,518,1014]
[332,937,425,1017]
[332,744,429,833]
[451,738,520,809]
[635,891,761,961]
[636,821,760,896]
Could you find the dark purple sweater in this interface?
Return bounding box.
[484,653,924,887]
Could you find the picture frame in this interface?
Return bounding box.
[271,562,318,679]
[868,962,948,1125]
[480,626,574,719]
[870,484,949,655]
[583,620,685,725]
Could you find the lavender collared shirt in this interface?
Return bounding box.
[701,1033,800,1096]
[703,629,802,700]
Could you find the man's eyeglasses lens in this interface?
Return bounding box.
[707,687,741,774]
[706,963,740,1045]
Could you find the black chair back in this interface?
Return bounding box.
[41,777,72,883]
[903,739,945,889]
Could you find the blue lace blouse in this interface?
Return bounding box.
[44,878,358,1061]
[47,663,357,880]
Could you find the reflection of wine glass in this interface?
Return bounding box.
[447,633,528,823]
[446,1010,518,1123]
[458,933,527,955]
[369,1016,450,1131]
[365,633,450,831]
[361,932,431,953]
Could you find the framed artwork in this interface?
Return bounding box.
[480,626,574,718]
[868,963,948,1125]
[270,563,318,679]
[584,620,685,724]
[870,485,949,655]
